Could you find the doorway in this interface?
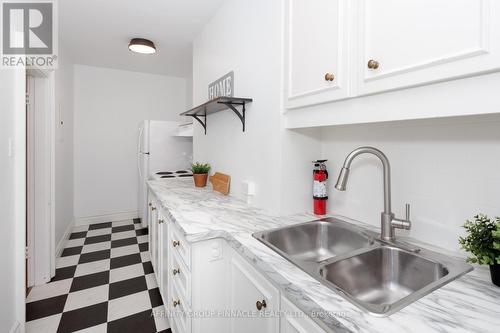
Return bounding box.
[25,70,56,292]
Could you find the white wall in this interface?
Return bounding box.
[54,43,75,245]
[73,65,187,221]
[192,0,283,212]
[0,68,26,333]
[320,115,500,252]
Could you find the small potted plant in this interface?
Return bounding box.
[459,214,500,287]
[191,162,211,187]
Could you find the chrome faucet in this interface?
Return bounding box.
[335,146,411,242]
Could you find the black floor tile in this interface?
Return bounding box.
[107,309,156,333]
[78,249,111,264]
[51,266,77,282]
[84,234,112,245]
[88,222,112,230]
[143,261,154,275]
[26,294,67,321]
[110,253,142,270]
[61,246,83,257]
[112,224,135,233]
[57,301,108,333]
[148,288,163,308]
[69,231,87,239]
[135,228,148,236]
[139,242,149,252]
[133,218,141,224]
[111,237,138,248]
[109,276,148,300]
[70,271,110,292]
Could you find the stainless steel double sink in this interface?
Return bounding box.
[253,218,473,316]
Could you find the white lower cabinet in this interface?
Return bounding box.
[148,207,325,333]
[281,296,325,333]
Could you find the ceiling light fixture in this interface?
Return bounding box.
[128,38,156,54]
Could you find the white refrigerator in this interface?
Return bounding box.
[137,120,192,227]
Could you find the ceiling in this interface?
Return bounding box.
[59,0,226,77]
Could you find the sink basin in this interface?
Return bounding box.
[253,218,473,316]
[319,246,450,315]
[253,218,373,263]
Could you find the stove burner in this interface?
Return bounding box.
[175,170,189,174]
[156,172,174,175]
[178,174,193,177]
[161,175,175,178]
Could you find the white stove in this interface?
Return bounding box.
[151,170,193,180]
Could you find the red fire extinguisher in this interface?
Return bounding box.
[313,160,328,215]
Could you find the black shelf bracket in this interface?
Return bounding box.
[219,101,246,132]
[190,114,207,135]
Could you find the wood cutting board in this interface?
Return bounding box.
[209,172,231,195]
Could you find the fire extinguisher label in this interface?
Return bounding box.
[313,180,327,198]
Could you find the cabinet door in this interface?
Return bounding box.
[149,199,159,274]
[229,253,279,333]
[280,296,325,333]
[284,0,350,109]
[157,213,169,304]
[356,0,500,95]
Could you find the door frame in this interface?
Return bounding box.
[26,68,56,286]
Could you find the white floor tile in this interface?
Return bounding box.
[153,305,170,331]
[74,259,110,277]
[109,263,144,283]
[107,290,151,322]
[112,219,133,227]
[111,244,140,258]
[65,238,85,248]
[81,241,111,254]
[56,254,80,268]
[74,323,107,333]
[137,235,148,244]
[72,225,89,232]
[26,313,62,333]
[145,273,158,290]
[111,230,136,241]
[86,228,112,237]
[140,251,150,263]
[64,284,109,312]
[26,279,72,303]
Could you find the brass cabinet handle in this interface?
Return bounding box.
[158,219,164,224]
[256,299,267,311]
[172,240,180,247]
[173,299,181,307]
[151,206,156,211]
[324,73,335,81]
[172,268,180,276]
[367,59,379,70]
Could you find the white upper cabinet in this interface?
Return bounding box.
[284,0,350,109]
[356,0,500,95]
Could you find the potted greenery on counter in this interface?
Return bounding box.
[191,162,211,187]
[459,214,500,287]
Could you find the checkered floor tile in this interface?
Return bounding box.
[26,218,171,333]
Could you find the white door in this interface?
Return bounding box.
[356,0,500,95]
[284,0,350,109]
[157,212,168,304]
[229,254,279,333]
[149,198,159,274]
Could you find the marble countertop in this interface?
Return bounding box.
[147,178,500,333]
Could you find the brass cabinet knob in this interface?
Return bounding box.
[148,203,152,207]
[367,59,379,70]
[158,219,164,224]
[172,240,180,247]
[173,299,181,307]
[324,73,335,81]
[256,299,267,311]
[172,268,180,276]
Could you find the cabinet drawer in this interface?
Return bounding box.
[170,248,191,307]
[169,224,191,270]
[170,279,192,333]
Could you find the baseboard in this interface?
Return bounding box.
[74,210,139,226]
[9,321,20,333]
[55,219,74,258]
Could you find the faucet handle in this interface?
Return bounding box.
[392,203,411,230]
